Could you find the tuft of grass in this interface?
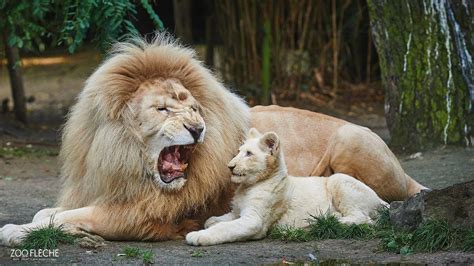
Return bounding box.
[122,247,154,264]
[191,250,205,257]
[411,219,459,252]
[463,229,474,251]
[373,206,391,229]
[308,213,347,240]
[269,225,310,242]
[123,247,141,258]
[342,223,374,239]
[20,222,76,250]
[142,250,154,264]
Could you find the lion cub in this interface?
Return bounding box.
[186,128,387,246]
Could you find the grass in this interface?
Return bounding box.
[269,207,472,254]
[269,225,310,242]
[463,229,474,251]
[0,145,58,158]
[308,213,346,239]
[123,247,141,258]
[411,219,459,252]
[191,250,205,257]
[20,220,76,249]
[122,246,154,264]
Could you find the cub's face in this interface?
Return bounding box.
[130,78,206,190]
[228,128,279,185]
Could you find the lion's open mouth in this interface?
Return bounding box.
[157,145,194,183]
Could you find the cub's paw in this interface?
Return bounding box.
[204,217,220,229]
[185,230,217,246]
[0,224,26,247]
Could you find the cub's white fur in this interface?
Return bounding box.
[186,128,387,246]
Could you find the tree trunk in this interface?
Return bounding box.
[368,0,473,151]
[173,0,193,44]
[3,31,27,124]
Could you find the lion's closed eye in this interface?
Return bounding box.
[157,107,169,115]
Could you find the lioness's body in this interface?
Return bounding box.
[252,105,425,200]
[186,129,386,246]
[1,35,424,246]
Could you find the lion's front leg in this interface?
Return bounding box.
[1,206,105,247]
[32,207,65,223]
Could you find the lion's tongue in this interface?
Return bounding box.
[160,146,188,182]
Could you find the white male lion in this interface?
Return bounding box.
[0,34,425,246]
[186,128,387,246]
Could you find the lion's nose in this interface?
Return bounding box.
[185,125,204,143]
[228,165,235,172]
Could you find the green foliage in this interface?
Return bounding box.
[0,0,164,53]
[0,0,50,51]
[463,229,474,252]
[122,246,154,264]
[269,225,310,242]
[378,228,413,255]
[20,221,76,250]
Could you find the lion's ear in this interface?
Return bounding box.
[248,128,262,139]
[259,132,280,155]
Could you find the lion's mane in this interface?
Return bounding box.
[57,34,250,239]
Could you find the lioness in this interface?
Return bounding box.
[186,128,387,246]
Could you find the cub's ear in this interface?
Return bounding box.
[248,128,262,139]
[259,132,280,155]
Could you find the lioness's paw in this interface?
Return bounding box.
[185,230,216,246]
[204,217,220,229]
[0,224,26,247]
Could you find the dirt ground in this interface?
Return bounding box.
[0,50,473,264]
[0,142,472,265]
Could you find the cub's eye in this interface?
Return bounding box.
[157,107,169,114]
[245,151,253,157]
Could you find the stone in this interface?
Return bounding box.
[389,181,474,230]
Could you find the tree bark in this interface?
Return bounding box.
[368,0,473,151]
[173,0,193,44]
[3,31,27,124]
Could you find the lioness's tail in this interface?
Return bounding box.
[310,141,334,177]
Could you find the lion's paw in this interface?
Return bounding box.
[204,217,220,229]
[0,224,26,247]
[185,230,217,246]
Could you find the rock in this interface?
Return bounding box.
[389,181,474,230]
